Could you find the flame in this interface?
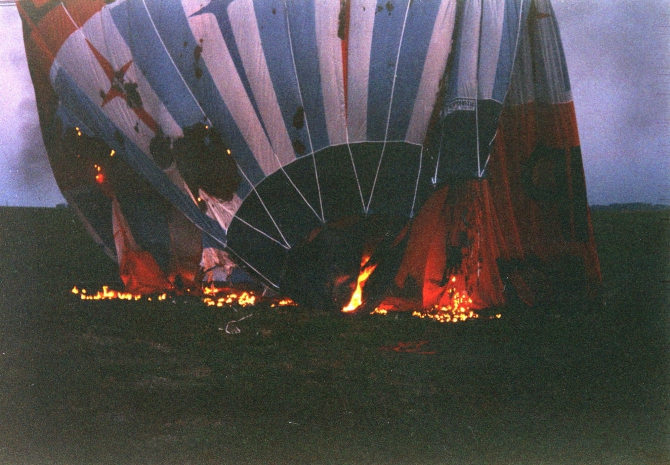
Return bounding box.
[342,254,377,313]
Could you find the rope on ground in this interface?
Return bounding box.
[225,313,253,334]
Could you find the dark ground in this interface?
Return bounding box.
[0,207,668,464]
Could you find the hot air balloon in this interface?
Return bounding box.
[18,0,600,311]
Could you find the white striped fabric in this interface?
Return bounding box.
[314,0,347,146]
[54,6,182,155]
[405,0,458,144]
[346,0,376,143]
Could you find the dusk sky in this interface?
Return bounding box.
[0,0,668,207]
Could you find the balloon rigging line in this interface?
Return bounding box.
[265,134,322,224]
[224,244,279,289]
[344,131,368,214]
[66,193,119,262]
[275,163,324,224]
[365,0,412,212]
[238,168,291,249]
[480,0,526,178]
[233,216,291,250]
[339,15,371,214]
[410,146,423,219]
[337,20,367,213]
[432,131,444,185]
[283,2,325,223]
[475,0,483,179]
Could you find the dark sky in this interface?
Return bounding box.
[0,0,668,207]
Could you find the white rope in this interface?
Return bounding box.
[410,146,424,218]
[238,168,291,248]
[366,0,412,211]
[224,313,253,334]
[284,1,325,222]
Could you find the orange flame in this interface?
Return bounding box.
[342,254,377,313]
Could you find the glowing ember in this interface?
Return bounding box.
[342,254,377,313]
[271,298,297,308]
[71,284,269,308]
[412,282,475,323]
[71,285,144,301]
[369,276,504,323]
[202,291,256,308]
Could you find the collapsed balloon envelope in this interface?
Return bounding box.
[19,0,601,309]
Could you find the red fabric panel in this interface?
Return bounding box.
[63,0,106,28]
[536,102,580,148]
[489,101,601,297]
[395,181,506,310]
[112,199,171,295]
[33,5,77,61]
[19,0,105,69]
[395,185,450,293]
[395,99,601,310]
[120,249,172,295]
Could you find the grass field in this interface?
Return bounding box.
[0,207,668,464]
